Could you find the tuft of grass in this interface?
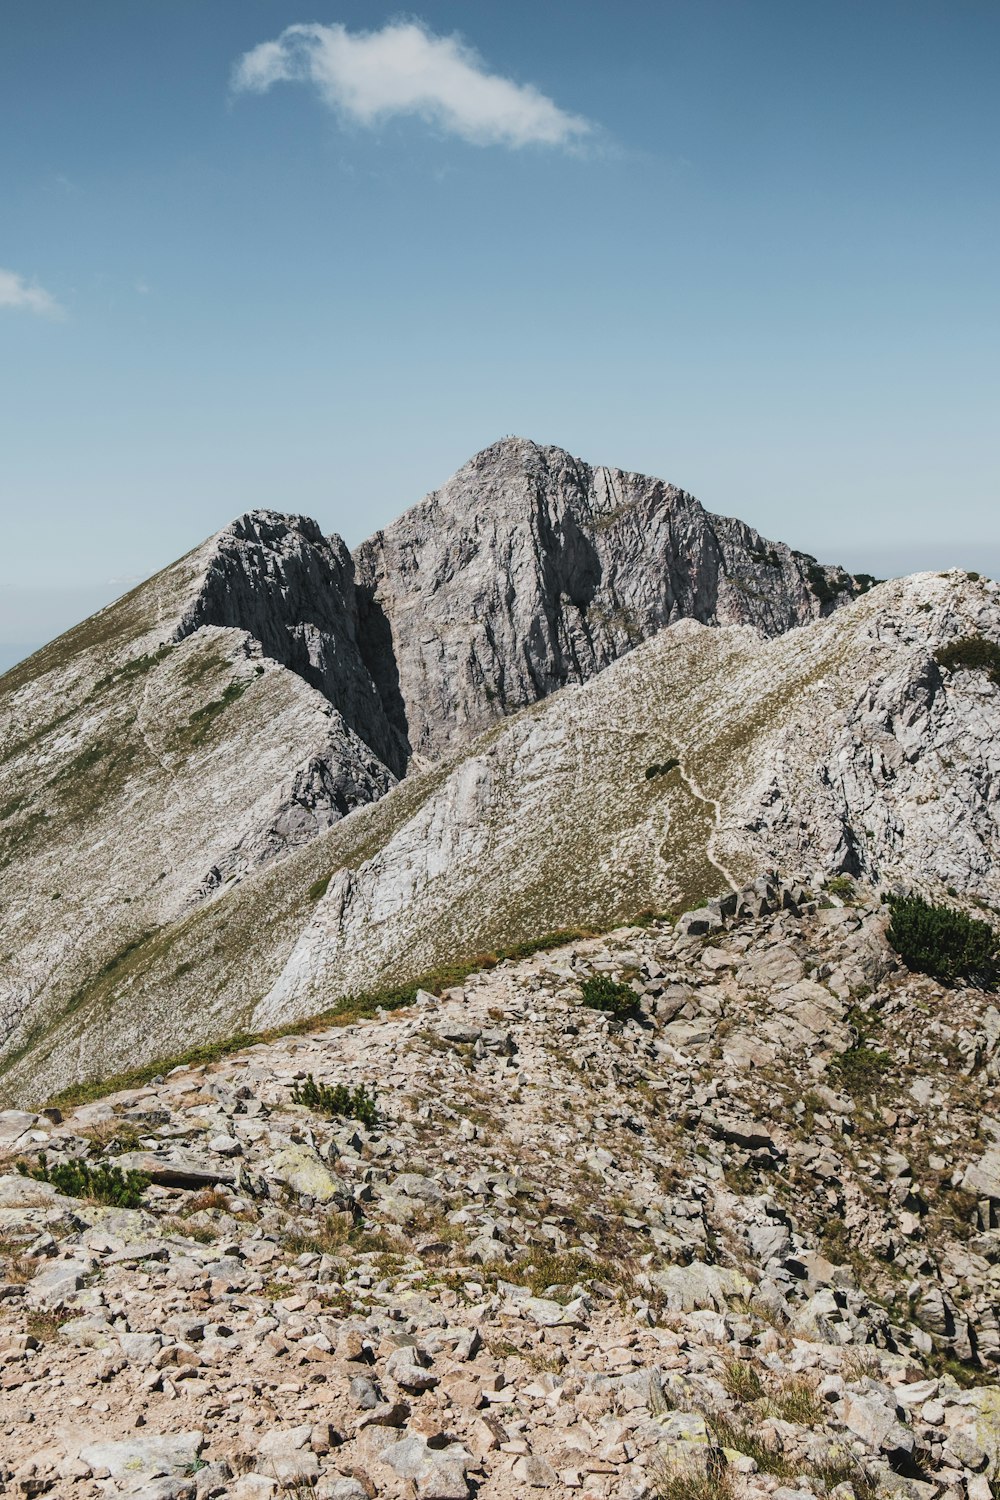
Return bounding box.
[307,873,332,901]
[705,1411,793,1479]
[651,1455,732,1500]
[769,1375,825,1425]
[722,1357,765,1403]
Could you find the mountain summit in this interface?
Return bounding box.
[1,441,993,1105]
[173,438,865,776]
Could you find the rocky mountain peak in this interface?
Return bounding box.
[9,439,976,1118]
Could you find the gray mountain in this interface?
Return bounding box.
[0,438,898,1102]
[180,437,863,772]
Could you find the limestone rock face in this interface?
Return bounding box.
[174,509,408,777]
[353,437,858,763]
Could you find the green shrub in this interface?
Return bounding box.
[290,1075,379,1127]
[645,758,680,780]
[826,874,855,901]
[307,873,332,901]
[934,636,1000,688]
[185,680,249,743]
[804,561,837,607]
[18,1153,148,1209]
[579,974,639,1019]
[887,893,998,988]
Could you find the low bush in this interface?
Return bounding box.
[290,1075,379,1128]
[887,893,998,988]
[579,974,639,1019]
[934,635,1000,688]
[18,1153,148,1208]
[645,758,680,780]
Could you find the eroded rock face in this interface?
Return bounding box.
[174,510,409,777]
[174,440,860,773]
[352,437,859,762]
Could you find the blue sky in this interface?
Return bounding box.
[1,1,998,664]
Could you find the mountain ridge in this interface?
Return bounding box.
[1,439,993,1109]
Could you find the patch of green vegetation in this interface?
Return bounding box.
[91,644,174,696]
[645,758,680,780]
[826,874,856,901]
[799,556,839,607]
[0,795,26,821]
[851,572,881,594]
[831,1042,891,1093]
[184,680,249,744]
[579,974,639,1019]
[18,1152,148,1208]
[887,893,998,988]
[934,635,1000,688]
[307,873,332,901]
[290,1075,379,1127]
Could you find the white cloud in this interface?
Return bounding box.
[232,19,592,150]
[0,268,62,318]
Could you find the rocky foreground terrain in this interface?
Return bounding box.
[5,877,1000,1499]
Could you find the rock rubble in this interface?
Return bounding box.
[4,878,1000,1498]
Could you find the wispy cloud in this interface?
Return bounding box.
[0,267,63,318]
[232,19,592,150]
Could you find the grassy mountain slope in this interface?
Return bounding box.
[4,567,996,1106]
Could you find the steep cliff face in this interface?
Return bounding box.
[353,437,860,762]
[173,510,408,777]
[171,441,863,775]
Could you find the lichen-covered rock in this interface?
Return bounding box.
[268,1144,342,1203]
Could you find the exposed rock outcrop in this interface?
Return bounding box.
[173,439,863,773]
[255,570,1000,1028]
[173,510,408,777]
[354,437,861,762]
